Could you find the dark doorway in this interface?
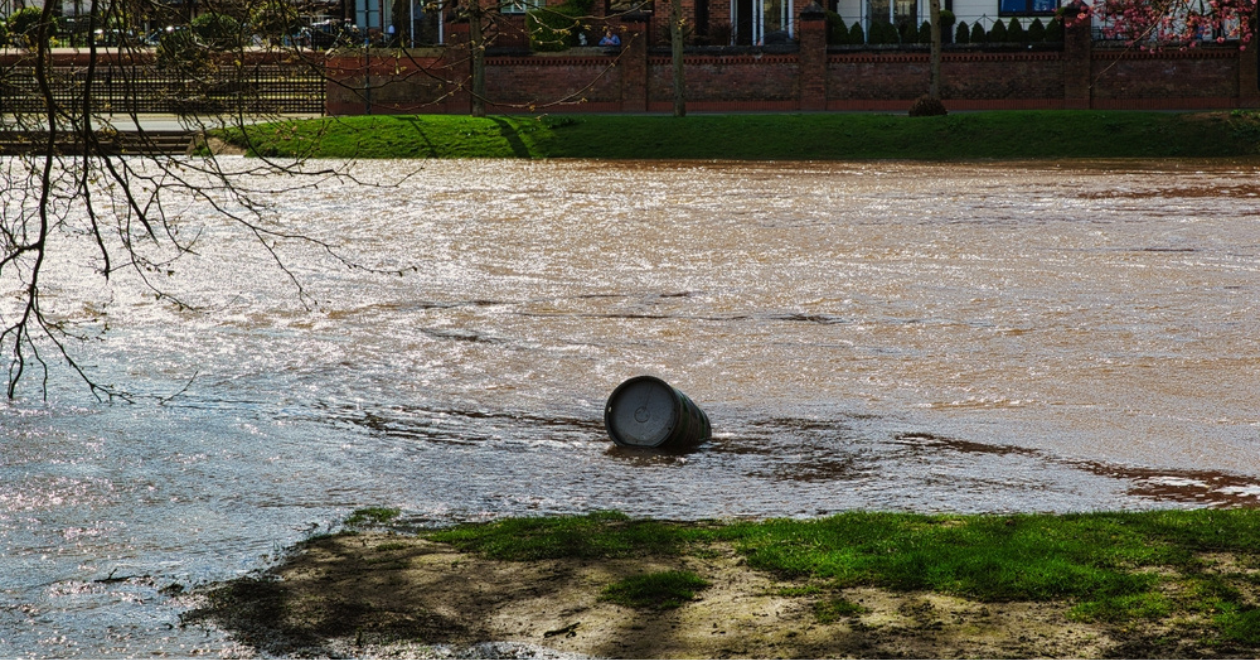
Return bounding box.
[695,0,710,43]
[735,0,753,44]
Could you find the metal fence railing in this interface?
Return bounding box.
[0,62,326,115]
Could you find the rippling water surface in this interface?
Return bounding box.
[2,158,1259,656]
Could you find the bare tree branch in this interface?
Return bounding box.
[0,0,419,400]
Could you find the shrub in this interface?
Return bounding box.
[191,12,242,49]
[156,26,202,68]
[884,21,903,43]
[7,6,56,47]
[1027,17,1046,41]
[869,20,898,44]
[1007,17,1027,42]
[901,21,919,43]
[0,19,8,46]
[865,20,885,43]
[955,20,969,43]
[940,9,956,42]
[848,21,865,44]
[1045,17,1063,41]
[908,94,948,117]
[970,21,986,42]
[250,0,301,45]
[987,18,1008,42]
[826,10,849,44]
[918,20,931,43]
[865,20,884,43]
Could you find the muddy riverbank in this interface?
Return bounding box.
[188,523,1260,659]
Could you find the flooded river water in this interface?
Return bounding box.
[2,158,1258,656]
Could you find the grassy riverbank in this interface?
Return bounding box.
[189,509,1260,658]
[215,110,1260,160]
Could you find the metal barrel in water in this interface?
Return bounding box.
[604,376,711,449]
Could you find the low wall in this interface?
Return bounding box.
[1091,47,1245,109]
[8,36,1256,117]
[326,13,1260,115]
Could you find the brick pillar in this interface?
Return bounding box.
[798,1,827,111]
[1240,34,1260,108]
[1062,1,1092,109]
[445,21,472,114]
[620,12,651,112]
[324,54,355,115]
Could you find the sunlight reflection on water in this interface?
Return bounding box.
[1,158,1258,656]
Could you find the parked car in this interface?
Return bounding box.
[145,25,190,46]
[300,20,361,49]
[93,28,138,47]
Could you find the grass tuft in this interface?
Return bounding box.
[814,596,870,623]
[599,570,711,609]
[1218,608,1260,646]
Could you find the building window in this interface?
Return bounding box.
[501,0,543,14]
[866,0,918,34]
[733,0,793,45]
[999,0,1056,15]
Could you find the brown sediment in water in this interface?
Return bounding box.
[896,433,1260,509]
[186,532,1258,659]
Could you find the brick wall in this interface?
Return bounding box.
[486,55,625,110]
[649,55,801,102]
[325,50,455,114]
[321,15,1260,114]
[1092,48,1240,108]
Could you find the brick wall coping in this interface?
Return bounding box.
[1092,47,1242,60]
[488,56,621,66]
[649,54,800,65]
[829,51,1062,63]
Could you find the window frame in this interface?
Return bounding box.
[500,0,543,15]
[998,0,1057,17]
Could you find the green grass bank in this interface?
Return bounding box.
[426,509,1260,641]
[191,508,1260,657]
[220,110,1260,160]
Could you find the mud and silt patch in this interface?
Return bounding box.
[187,532,1260,658]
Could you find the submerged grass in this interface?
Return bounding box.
[344,506,402,526]
[425,509,1260,642]
[220,110,1260,160]
[428,510,685,560]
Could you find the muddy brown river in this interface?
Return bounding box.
[1,158,1258,656]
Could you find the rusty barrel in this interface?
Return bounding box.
[604,376,711,449]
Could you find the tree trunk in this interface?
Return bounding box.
[670,0,686,117]
[929,0,941,97]
[470,0,487,117]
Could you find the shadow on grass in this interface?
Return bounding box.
[397,116,443,157]
[489,117,534,159]
[183,538,471,655]
[186,511,1260,658]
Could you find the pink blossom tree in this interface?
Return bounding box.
[1063,0,1256,49]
